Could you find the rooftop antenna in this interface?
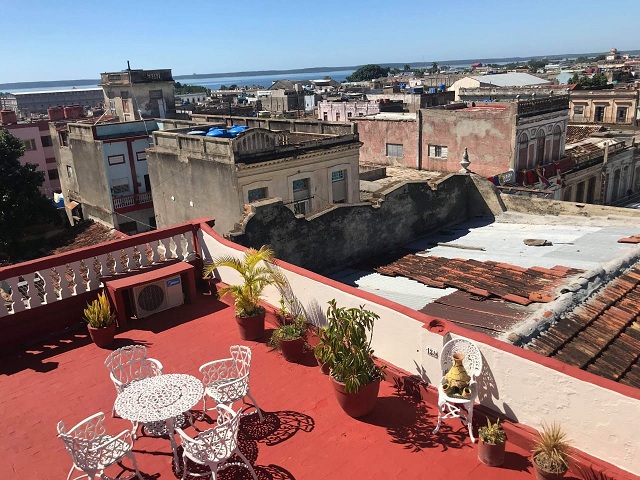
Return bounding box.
[127,60,131,71]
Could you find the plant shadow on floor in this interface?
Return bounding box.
[240,410,315,446]
[498,451,532,473]
[360,391,472,453]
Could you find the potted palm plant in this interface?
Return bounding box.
[203,245,285,341]
[84,291,116,347]
[478,417,507,466]
[268,315,307,362]
[318,299,386,417]
[531,422,571,480]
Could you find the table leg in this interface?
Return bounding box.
[165,417,180,474]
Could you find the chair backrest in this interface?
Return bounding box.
[57,412,106,470]
[439,338,482,379]
[178,405,241,464]
[230,345,251,378]
[104,345,159,386]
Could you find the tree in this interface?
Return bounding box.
[219,85,227,90]
[403,64,411,72]
[390,67,400,75]
[430,62,439,74]
[346,64,390,82]
[0,128,59,258]
[568,73,609,87]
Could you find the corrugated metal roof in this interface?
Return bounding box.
[470,73,551,87]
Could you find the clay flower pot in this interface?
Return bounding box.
[278,337,305,362]
[330,376,381,418]
[87,323,116,348]
[532,456,568,480]
[236,311,266,341]
[478,439,506,467]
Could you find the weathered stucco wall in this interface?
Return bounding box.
[228,174,476,273]
[421,106,516,177]
[355,115,419,168]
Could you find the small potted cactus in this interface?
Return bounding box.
[477,417,507,466]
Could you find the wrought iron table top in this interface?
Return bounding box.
[115,373,203,424]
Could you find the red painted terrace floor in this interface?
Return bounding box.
[0,294,616,480]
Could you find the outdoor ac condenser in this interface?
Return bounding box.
[132,275,184,319]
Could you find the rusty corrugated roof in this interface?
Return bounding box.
[527,265,640,389]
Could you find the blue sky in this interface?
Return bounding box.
[2,0,639,83]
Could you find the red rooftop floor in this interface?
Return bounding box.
[0,294,603,480]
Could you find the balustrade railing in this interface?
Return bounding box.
[0,223,198,318]
[113,192,154,210]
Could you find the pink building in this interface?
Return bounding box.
[0,110,60,197]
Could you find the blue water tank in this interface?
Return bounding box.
[428,87,437,94]
[439,83,446,91]
[228,125,248,135]
[206,128,229,137]
[187,130,206,135]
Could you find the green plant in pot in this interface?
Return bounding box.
[313,326,331,375]
[268,315,307,362]
[477,417,507,467]
[318,299,386,417]
[84,291,116,348]
[203,245,285,341]
[531,422,571,480]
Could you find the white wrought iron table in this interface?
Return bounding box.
[114,373,203,473]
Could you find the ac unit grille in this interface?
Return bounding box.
[136,284,165,312]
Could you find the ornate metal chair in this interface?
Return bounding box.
[104,345,163,417]
[432,338,483,442]
[57,411,142,480]
[176,404,258,480]
[199,345,263,421]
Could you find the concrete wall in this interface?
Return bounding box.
[355,115,419,168]
[199,223,640,477]
[189,115,356,136]
[421,106,516,177]
[227,174,474,273]
[570,90,639,125]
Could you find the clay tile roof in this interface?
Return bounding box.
[566,125,606,144]
[527,263,640,388]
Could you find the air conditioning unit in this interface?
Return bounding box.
[132,275,184,319]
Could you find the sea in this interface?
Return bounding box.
[5,69,356,94]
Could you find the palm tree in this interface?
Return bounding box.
[431,62,439,74]
[203,245,286,317]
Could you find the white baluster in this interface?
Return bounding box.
[69,260,84,295]
[43,268,58,304]
[115,249,129,273]
[183,232,194,259]
[123,247,136,272]
[156,239,168,262]
[6,277,26,313]
[28,273,43,308]
[87,257,101,290]
[172,235,183,259]
[167,237,177,259]
[58,265,73,300]
[145,243,157,265]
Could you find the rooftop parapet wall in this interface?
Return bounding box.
[199,222,640,477]
[516,95,570,117]
[99,69,174,85]
[189,114,357,136]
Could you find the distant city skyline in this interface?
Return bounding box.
[2,0,639,84]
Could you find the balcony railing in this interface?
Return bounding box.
[113,191,153,210]
[516,95,569,117]
[0,222,197,317]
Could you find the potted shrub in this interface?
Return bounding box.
[478,417,507,467]
[203,245,285,341]
[84,291,116,347]
[318,299,386,417]
[268,315,307,362]
[531,422,571,480]
[313,326,331,375]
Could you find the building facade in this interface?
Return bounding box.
[569,88,639,126]
[100,69,176,121]
[1,88,104,118]
[1,110,60,196]
[147,117,361,234]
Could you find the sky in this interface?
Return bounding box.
[2,0,640,84]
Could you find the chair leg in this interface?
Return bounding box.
[432,398,446,434]
[246,391,263,421]
[466,403,476,443]
[182,452,189,480]
[236,449,258,480]
[126,451,143,480]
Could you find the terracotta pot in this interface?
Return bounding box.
[477,439,505,467]
[532,455,568,480]
[278,337,305,362]
[236,311,265,341]
[316,355,330,375]
[87,323,116,348]
[330,376,381,418]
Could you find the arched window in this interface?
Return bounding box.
[552,125,562,160]
[536,130,546,165]
[518,133,528,170]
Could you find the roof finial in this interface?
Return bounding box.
[459,147,471,174]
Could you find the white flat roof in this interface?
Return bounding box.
[470,72,551,87]
[13,88,102,95]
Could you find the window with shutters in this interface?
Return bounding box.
[428,144,448,158]
[386,143,403,158]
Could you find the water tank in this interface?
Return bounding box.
[63,106,80,119]
[205,128,230,137]
[47,107,65,121]
[428,87,437,94]
[186,130,206,135]
[228,125,248,135]
[0,109,18,124]
[439,84,446,91]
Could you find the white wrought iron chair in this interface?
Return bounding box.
[57,411,142,480]
[176,404,258,480]
[432,338,483,442]
[104,344,163,418]
[199,345,263,421]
